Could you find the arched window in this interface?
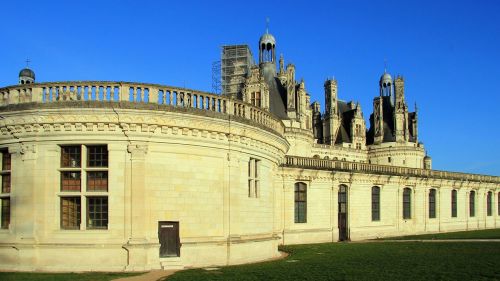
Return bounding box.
[372,186,380,221]
[403,188,411,219]
[429,189,436,219]
[469,191,475,217]
[451,190,457,218]
[294,182,307,223]
[487,191,492,216]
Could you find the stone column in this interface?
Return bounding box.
[10,143,38,270]
[123,143,160,271]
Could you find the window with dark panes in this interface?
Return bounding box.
[403,188,411,219]
[487,191,492,216]
[87,145,108,167]
[61,197,81,229]
[87,171,108,192]
[1,150,11,229]
[469,191,475,217]
[294,182,307,223]
[371,186,380,221]
[429,189,436,218]
[87,197,108,229]
[61,146,81,168]
[451,190,457,218]
[61,171,81,191]
[59,145,109,230]
[498,193,500,216]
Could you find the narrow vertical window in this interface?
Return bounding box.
[294,182,307,223]
[429,189,436,219]
[371,186,380,221]
[487,191,492,216]
[248,158,260,198]
[451,189,457,218]
[1,150,11,229]
[469,191,475,217]
[498,193,500,216]
[403,188,411,219]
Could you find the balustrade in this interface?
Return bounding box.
[285,156,500,184]
[0,81,284,134]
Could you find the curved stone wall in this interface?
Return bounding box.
[0,82,289,271]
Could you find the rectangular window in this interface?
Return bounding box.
[487,192,492,216]
[429,189,436,219]
[371,186,380,221]
[61,146,81,168]
[60,197,81,229]
[59,145,109,230]
[61,171,81,191]
[451,190,457,218]
[87,197,108,229]
[294,182,307,223]
[1,150,11,229]
[87,171,108,192]
[470,191,475,217]
[403,188,411,219]
[1,198,10,229]
[87,145,108,167]
[248,158,260,198]
[2,152,11,171]
[1,174,10,194]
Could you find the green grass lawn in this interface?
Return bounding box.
[166,242,500,281]
[380,228,500,240]
[0,272,141,281]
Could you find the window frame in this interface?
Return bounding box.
[59,144,109,230]
[451,189,457,218]
[294,182,307,223]
[429,189,436,219]
[403,187,412,219]
[371,186,380,221]
[248,158,260,198]
[469,191,475,217]
[0,149,11,229]
[487,191,492,216]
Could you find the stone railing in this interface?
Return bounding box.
[0,81,284,134]
[285,156,500,184]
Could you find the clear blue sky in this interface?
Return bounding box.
[1,0,499,176]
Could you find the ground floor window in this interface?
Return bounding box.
[429,189,436,219]
[1,198,10,229]
[371,186,380,221]
[87,197,108,229]
[487,191,492,216]
[403,188,411,219]
[469,191,475,217]
[294,182,307,223]
[61,197,81,229]
[451,190,457,218]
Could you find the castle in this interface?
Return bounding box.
[0,31,498,271]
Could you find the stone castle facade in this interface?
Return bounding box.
[0,31,499,271]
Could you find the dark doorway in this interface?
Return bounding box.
[338,185,348,241]
[158,221,180,257]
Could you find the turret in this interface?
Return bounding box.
[323,78,340,144]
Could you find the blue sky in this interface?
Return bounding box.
[1,0,499,175]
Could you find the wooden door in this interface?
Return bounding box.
[158,221,180,257]
[338,185,348,241]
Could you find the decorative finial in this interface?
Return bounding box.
[415,102,418,112]
[25,58,31,68]
[266,17,270,34]
[384,58,387,73]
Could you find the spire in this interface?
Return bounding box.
[384,58,387,73]
[25,58,31,68]
[266,17,270,34]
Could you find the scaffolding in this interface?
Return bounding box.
[212,61,221,94]
[221,45,255,98]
